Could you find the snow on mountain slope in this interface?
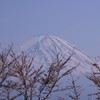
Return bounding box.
[20,35,94,73]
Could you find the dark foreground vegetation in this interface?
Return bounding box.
[0,45,100,100]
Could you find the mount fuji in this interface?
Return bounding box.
[20,35,94,73]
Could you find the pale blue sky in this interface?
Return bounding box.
[0,0,100,56]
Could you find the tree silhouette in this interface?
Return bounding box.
[86,61,100,100]
[0,46,77,100]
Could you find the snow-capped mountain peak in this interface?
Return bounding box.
[20,35,94,73]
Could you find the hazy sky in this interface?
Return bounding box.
[0,0,100,57]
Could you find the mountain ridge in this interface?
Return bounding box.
[20,35,94,73]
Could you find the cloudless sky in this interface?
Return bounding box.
[0,0,100,57]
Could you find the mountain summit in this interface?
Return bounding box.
[20,35,93,73]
